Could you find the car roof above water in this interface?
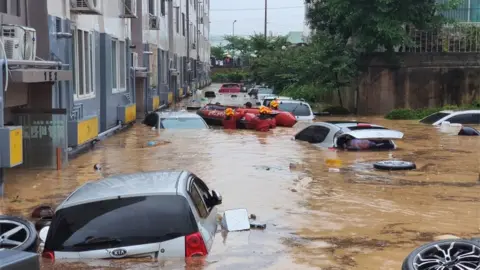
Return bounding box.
[56,170,190,210]
[312,121,385,129]
[157,111,202,119]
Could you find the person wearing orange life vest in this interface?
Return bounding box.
[269,100,279,110]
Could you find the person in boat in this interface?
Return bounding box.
[244,102,252,108]
[269,100,279,110]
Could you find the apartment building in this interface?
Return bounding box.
[0,0,211,171]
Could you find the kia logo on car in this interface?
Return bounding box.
[110,248,127,258]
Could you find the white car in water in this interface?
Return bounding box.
[275,100,315,121]
[420,110,480,125]
[42,171,222,259]
[294,121,404,150]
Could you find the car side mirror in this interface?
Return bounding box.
[212,190,222,205]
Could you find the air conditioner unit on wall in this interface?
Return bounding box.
[149,15,160,30]
[0,25,36,61]
[121,0,137,18]
[70,0,102,15]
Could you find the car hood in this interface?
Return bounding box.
[337,129,404,140]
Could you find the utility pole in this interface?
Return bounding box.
[264,0,267,38]
[232,20,236,36]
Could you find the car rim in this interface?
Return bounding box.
[413,241,480,270]
[0,220,30,250]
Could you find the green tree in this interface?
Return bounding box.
[223,35,251,56]
[211,45,225,59]
[305,0,461,53]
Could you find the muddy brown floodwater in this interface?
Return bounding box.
[1,85,480,269]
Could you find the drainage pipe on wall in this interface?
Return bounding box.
[98,122,123,138]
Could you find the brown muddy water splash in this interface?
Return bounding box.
[2,101,480,268]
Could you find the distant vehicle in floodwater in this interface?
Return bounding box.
[294,121,404,150]
[219,83,241,93]
[143,111,209,129]
[420,110,480,125]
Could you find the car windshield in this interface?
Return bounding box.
[420,112,450,124]
[258,88,273,95]
[160,118,208,129]
[278,103,311,116]
[44,195,197,252]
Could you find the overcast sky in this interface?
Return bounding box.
[209,0,305,37]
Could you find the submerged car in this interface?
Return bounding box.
[143,111,209,129]
[276,100,314,121]
[218,83,241,93]
[42,170,222,260]
[261,96,294,107]
[294,121,404,150]
[420,110,480,125]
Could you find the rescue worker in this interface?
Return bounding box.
[244,102,252,108]
[269,100,279,110]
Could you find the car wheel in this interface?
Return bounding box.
[402,239,480,270]
[373,160,416,171]
[0,215,37,252]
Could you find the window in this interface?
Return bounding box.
[160,118,208,129]
[148,0,154,14]
[445,113,480,124]
[44,196,198,252]
[0,2,6,13]
[182,13,186,36]
[278,103,312,116]
[160,0,166,15]
[74,29,95,100]
[10,0,20,16]
[189,182,208,218]
[176,8,180,33]
[420,112,450,124]
[111,39,127,93]
[295,126,330,143]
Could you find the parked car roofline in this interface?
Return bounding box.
[56,170,189,211]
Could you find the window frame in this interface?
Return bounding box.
[111,39,127,93]
[148,0,155,15]
[73,28,96,101]
[188,178,209,219]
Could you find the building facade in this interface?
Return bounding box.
[0,0,211,172]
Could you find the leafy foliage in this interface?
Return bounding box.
[211,46,225,59]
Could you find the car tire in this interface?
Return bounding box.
[373,160,416,171]
[401,239,480,270]
[0,215,38,252]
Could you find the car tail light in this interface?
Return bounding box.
[185,232,208,257]
[357,123,371,127]
[42,249,55,261]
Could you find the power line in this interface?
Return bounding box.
[211,6,304,12]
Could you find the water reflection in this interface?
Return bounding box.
[1,108,479,269]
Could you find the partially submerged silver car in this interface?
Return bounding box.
[42,170,221,260]
[143,111,209,129]
[294,121,403,150]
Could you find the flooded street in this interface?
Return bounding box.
[1,85,480,269]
